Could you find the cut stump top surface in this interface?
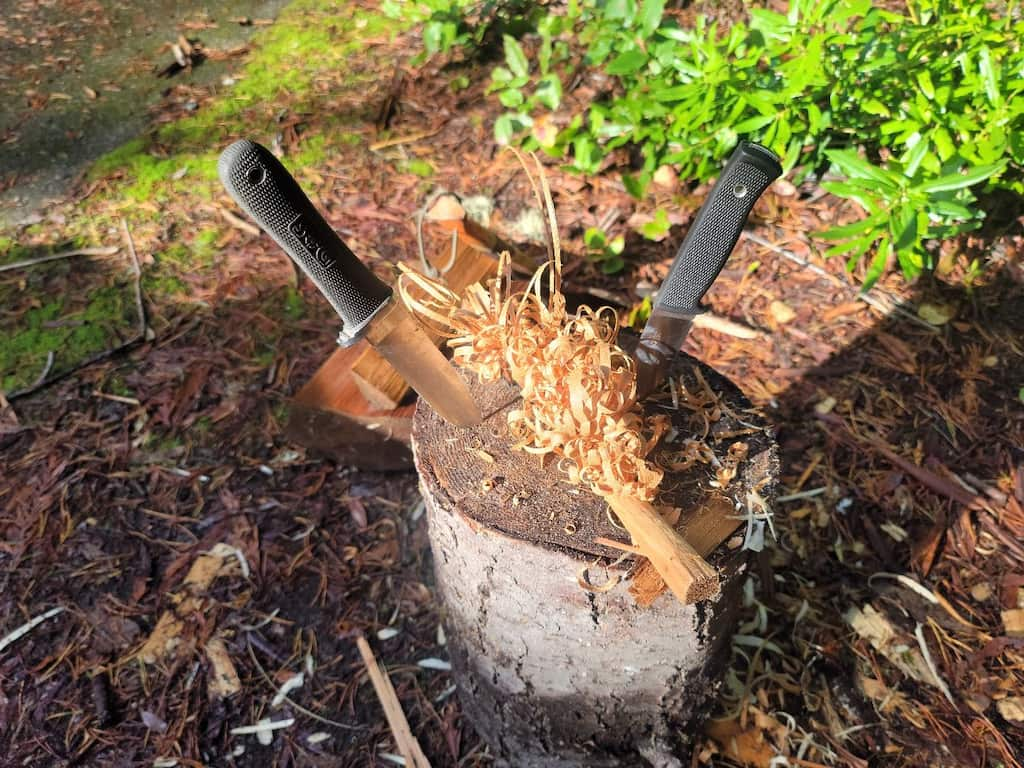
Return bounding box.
[412,339,777,562]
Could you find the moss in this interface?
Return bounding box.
[283,285,306,320]
[405,158,435,177]
[0,284,131,392]
[0,237,32,266]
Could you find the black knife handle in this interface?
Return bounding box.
[218,139,392,341]
[655,141,782,315]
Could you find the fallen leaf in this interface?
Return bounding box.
[917,302,956,326]
[997,696,1024,722]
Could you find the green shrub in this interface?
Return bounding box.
[400,0,1023,287]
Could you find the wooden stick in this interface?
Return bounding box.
[605,495,719,604]
[355,635,432,768]
[0,245,119,273]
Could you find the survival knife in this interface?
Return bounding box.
[218,139,482,427]
[634,141,782,400]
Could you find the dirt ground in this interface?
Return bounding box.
[1,1,1022,766]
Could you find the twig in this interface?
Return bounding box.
[245,638,366,731]
[816,412,990,511]
[6,220,150,400]
[692,312,760,339]
[122,218,148,338]
[0,245,119,273]
[369,128,442,152]
[92,390,142,406]
[0,606,65,654]
[220,207,261,237]
[355,635,432,768]
[776,487,829,503]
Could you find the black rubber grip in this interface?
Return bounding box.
[655,141,782,314]
[218,139,392,340]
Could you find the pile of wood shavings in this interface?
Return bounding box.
[398,157,669,505]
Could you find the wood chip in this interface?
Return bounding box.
[1002,608,1024,637]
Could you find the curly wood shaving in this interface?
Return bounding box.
[401,250,668,503]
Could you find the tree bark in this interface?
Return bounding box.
[411,351,777,767]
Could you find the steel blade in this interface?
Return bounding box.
[364,300,481,427]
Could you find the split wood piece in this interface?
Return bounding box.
[605,494,718,604]
[286,339,416,470]
[355,635,432,768]
[411,351,778,766]
[349,241,497,410]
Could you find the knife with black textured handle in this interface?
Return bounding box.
[218,139,482,426]
[634,141,782,400]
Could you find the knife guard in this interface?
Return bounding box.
[218,139,393,342]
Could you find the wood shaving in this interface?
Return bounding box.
[398,155,668,508]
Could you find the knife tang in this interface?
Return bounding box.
[218,139,392,342]
[654,141,782,316]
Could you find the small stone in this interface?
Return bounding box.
[769,300,796,324]
[970,582,992,602]
[652,165,678,189]
[773,179,797,197]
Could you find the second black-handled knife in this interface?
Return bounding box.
[218,139,482,427]
[634,141,782,399]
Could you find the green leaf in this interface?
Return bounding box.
[639,209,671,240]
[861,237,890,291]
[608,235,625,255]
[733,113,776,133]
[601,256,626,274]
[498,88,524,108]
[895,245,923,280]
[491,66,513,86]
[423,22,443,54]
[584,227,606,248]
[902,136,930,177]
[606,49,648,75]
[639,0,666,35]
[919,161,1006,193]
[534,76,562,110]
[573,135,600,173]
[494,114,516,145]
[861,99,891,117]
[891,206,918,252]
[978,45,1001,106]
[622,173,647,199]
[826,149,900,190]
[819,212,885,240]
[605,0,635,21]
[915,70,935,100]
[503,34,529,79]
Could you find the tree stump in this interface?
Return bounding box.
[411,349,778,767]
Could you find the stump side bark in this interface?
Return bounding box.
[412,351,777,767]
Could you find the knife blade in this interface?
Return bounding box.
[218,139,482,427]
[634,141,782,400]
